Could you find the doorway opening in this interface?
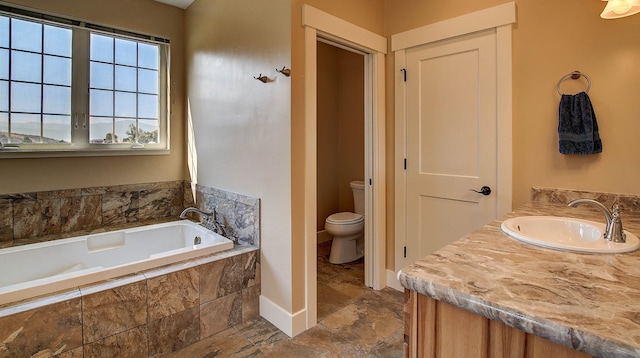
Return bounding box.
[316,39,367,321]
[302,4,387,332]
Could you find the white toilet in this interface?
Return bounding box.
[325,180,365,264]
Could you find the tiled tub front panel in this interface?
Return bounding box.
[0,248,260,357]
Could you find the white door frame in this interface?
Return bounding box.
[303,4,387,330]
[393,2,516,276]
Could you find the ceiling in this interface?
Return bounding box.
[154,0,194,9]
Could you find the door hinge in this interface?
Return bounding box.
[403,246,407,258]
[404,158,407,170]
[400,68,407,82]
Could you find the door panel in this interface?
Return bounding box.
[406,29,498,264]
[419,50,479,178]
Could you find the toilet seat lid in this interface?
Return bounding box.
[326,212,364,224]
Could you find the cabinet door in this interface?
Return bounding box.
[407,292,593,358]
[435,300,489,357]
[526,335,592,358]
[415,294,488,358]
[488,320,526,358]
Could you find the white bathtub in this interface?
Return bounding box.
[0,220,233,305]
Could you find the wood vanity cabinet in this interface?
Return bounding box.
[404,290,592,358]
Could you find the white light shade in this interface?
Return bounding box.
[601,0,640,19]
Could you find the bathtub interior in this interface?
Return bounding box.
[0,220,233,304]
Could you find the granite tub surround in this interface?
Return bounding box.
[1,180,260,249]
[0,247,260,357]
[0,180,184,247]
[399,200,640,358]
[194,184,260,247]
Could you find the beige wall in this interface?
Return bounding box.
[337,49,365,213]
[511,0,640,206]
[316,42,365,230]
[0,0,186,194]
[384,0,640,269]
[185,0,293,314]
[317,43,340,230]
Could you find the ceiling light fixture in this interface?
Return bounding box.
[601,0,640,19]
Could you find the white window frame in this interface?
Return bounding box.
[0,5,170,158]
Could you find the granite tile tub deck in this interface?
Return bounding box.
[399,200,640,358]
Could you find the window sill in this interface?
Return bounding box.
[0,148,170,159]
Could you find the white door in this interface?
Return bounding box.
[405,29,498,265]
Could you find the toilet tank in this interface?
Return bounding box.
[350,180,365,215]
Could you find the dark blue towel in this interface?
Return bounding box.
[558,91,602,155]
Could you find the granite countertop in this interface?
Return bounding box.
[399,202,640,358]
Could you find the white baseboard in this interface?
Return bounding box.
[259,295,308,337]
[316,230,332,244]
[386,269,404,292]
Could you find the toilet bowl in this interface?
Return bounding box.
[325,180,365,264]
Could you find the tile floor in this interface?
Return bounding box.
[169,242,404,357]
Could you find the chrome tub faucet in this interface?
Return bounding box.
[180,207,213,220]
[179,207,235,244]
[568,199,626,243]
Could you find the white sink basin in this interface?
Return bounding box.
[501,216,640,254]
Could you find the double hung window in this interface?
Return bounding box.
[0,6,169,155]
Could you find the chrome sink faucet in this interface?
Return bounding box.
[568,199,626,243]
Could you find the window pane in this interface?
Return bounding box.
[138,43,158,70]
[138,119,159,144]
[89,117,113,143]
[89,62,113,89]
[0,80,7,112]
[11,50,42,83]
[138,94,158,119]
[43,25,72,57]
[115,38,136,66]
[43,114,71,143]
[44,56,71,86]
[115,92,136,117]
[0,16,8,48]
[138,69,158,94]
[43,85,71,115]
[116,118,136,143]
[0,113,7,143]
[0,49,7,80]
[90,62,113,90]
[11,113,41,143]
[11,18,42,52]
[11,82,41,113]
[0,12,167,150]
[90,89,113,117]
[90,34,113,63]
[115,65,136,92]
